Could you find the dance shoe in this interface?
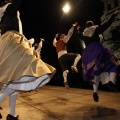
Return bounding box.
[105,81,119,92]
[0,114,2,119]
[6,114,19,120]
[64,81,69,89]
[0,107,2,119]
[71,65,78,73]
[93,92,99,102]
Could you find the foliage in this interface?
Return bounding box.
[104,25,120,51]
[104,25,120,63]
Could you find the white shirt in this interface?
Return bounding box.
[53,26,74,58]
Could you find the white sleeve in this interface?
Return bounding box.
[53,38,57,47]
[28,38,34,45]
[63,26,74,43]
[36,41,42,53]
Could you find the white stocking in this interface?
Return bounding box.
[73,54,81,66]
[0,88,15,103]
[91,76,100,93]
[100,72,110,85]
[109,72,117,84]
[63,70,69,82]
[9,92,19,117]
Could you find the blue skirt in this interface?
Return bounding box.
[82,42,118,81]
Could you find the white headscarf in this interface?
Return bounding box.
[83,25,98,37]
[83,25,103,41]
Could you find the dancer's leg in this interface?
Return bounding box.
[0,88,16,119]
[73,54,81,67]
[91,76,100,102]
[0,88,15,103]
[9,92,19,117]
[109,72,117,84]
[92,76,100,93]
[71,54,81,73]
[105,72,118,92]
[100,72,110,85]
[0,84,7,94]
[63,70,69,88]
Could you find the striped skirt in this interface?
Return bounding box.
[0,31,56,91]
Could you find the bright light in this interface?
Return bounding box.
[62,3,70,13]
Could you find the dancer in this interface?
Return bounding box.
[0,0,56,120]
[36,38,45,55]
[53,22,81,88]
[77,10,119,102]
[28,37,45,55]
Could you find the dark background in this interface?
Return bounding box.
[18,0,105,90]
[1,0,119,90]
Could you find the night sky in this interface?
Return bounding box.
[19,0,104,55]
[18,0,104,87]
[19,0,104,40]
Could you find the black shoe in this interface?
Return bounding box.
[6,114,19,120]
[0,107,2,119]
[105,81,119,92]
[93,92,99,102]
[0,113,2,119]
[64,81,69,89]
[71,65,79,73]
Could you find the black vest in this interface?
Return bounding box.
[0,0,23,35]
[0,5,19,35]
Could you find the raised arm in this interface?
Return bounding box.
[0,0,24,34]
[36,38,44,53]
[63,22,78,43]
[53,34,58,47]
[77,25,94,45]
[94,10,120,35]
[2,0,23,18]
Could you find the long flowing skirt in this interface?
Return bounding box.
[0,31,56,91]
[82,42,118,81]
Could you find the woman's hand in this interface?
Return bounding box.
[73,22,78,27]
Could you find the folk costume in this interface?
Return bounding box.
[53,24,81,88]
[78,11,119,102]
[36,38,45,54]
[0,0,56,119]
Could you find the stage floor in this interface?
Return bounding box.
[1,85,120,120]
